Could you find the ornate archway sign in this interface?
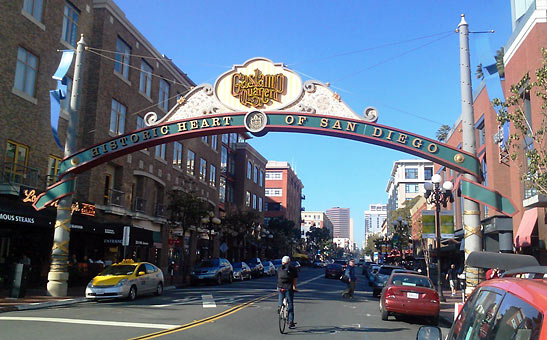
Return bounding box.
[35,57,513,214]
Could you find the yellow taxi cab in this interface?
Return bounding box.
[85,259,164,301]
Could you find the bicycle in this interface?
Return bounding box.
[278,288,289,334]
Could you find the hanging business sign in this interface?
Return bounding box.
[421,210,455,239]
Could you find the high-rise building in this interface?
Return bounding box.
[364,204,387,241]
[386,159,434,213]
[264,161,304,228]
[326,207,350,238]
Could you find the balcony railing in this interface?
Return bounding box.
[0,161,40,188]
[133,197,147,213]
[155,203,166,217]
[105,189,125,207]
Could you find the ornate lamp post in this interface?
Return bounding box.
[201,212,221,258]
[424,174,454,302]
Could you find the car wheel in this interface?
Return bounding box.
[155,282,163,296]
[381,304,389,321]
[216,274,222,285]
[128,285,137,301]
[430,315,439,326]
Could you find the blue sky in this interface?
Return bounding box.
[115,1,512,248]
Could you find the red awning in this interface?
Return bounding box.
[514,208,538,248]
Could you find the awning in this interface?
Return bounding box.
[466,251,539,271]
[514,208,538,248]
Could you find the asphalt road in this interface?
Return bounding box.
[0,267,450,339]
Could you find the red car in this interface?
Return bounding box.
[379,273,440,325]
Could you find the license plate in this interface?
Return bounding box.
[407,292,419,299]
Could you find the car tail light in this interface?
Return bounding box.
[429,291,439,303]
[386,287,396,299]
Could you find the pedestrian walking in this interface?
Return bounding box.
[342,259,357,299]
[446,263,458,296]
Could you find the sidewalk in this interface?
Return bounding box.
[0,285,177,313]
[438,288,464,327]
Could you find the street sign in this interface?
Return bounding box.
[122,226,130,246]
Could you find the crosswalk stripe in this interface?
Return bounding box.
[201,294,216,308]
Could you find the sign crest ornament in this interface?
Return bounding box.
[244,111,267,134]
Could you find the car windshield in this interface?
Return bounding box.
[391,275,432,288]
[99,265,136,276]
[199,259,219,267]
[233,262,243,268]
[247,259,258,264]
[334,260,346,265]
[328,264,341,269]
[379,267,397,275]
[272,260,281,265]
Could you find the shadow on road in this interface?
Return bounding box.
[286,325,410,335]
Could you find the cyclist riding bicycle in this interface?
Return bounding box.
[277,256,298,329]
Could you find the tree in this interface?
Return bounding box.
[495,47,505,79]
[364,233,382,255]
[166,182,211,279]
[221,209,261,260]
[305,226,331,259]
[476,63,484,80]
[387,196,422,250]
[493,48,547,196]
[436,124,451,142]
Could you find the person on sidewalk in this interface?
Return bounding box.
[445,263,457,296]
[342,259,357,299]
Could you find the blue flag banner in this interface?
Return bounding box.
[475,35,508,147]
[50,50,74,150]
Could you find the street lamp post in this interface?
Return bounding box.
[201,212,221,258]
[424,173,454,302]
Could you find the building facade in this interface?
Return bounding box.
[264,161,304,228]
[386,159,434,213]
[301,211,334,238]
[326,207,350,239]
[364,203,387,241]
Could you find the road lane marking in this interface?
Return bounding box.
[201,294,216,308]
[130,273,324,339]
[0,317,177,329]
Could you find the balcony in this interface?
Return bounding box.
[155,203,166,217]
[133,197,147,213]
[0,161,40,195]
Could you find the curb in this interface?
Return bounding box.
[0,285,179,314]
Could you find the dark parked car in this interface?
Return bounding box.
[361,261,375,275]
[291,261,301,270]
[232,262,251,281]
[325,263,344,279]
[191,258,233,285]
[246,258,264,277]
[272,259,282,270]
[372,265,402,297]
[263,261,276,276]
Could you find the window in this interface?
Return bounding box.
[199,158,207,181]
[14,47,38,97]
[159,79,170,111]
[222,134,229,144]
[266,202,281,211]
[252,194,257,209]
[23,0,43,22]
[201,136,208,144]
[114,38,130,79]
[109,99,126,135]
[173,142,182,167]
[228,154,235,175]
[424,167,433,181]
[220,146,227,173]
[136,115,145,130]
[211,135,218,151]
[230,133,237,148]
[47,155,62,186]
[405,168,418,179]
[253,165,258,183]
[405,184,419,193]
[265,172,283,180]
[489,291,543,340]
[186,150,195,175]
[103,174,112,205]
[449,289,503,340]
[4,141,29,184]
[265,188,282,197]
[259,170,264,187]
[219,176,226,202]
[258,197,263,212]
[155,144,165,160]
[245,192,251,207]
[227,182,234,203]
[209,164,216,186]
[139,60,152,97]
[60,76,73,113]
[247,161,252,179]
[61,2,79,46]
[477,121,486,147]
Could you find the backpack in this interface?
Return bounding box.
[278,266,292,284]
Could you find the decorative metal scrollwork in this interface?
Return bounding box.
[144,112,158,126]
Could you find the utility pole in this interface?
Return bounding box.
[47,35,86,297]
[458,15,483,296]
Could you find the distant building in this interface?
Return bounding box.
[301,211,334,238]
[264,161,304,228]
[364,204,387,241]
[386,159,433,213]
[326,207,350,238]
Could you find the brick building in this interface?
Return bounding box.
[264,161,304,228]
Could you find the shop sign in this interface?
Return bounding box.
[0,213,35,224]
[21,187,95,216]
